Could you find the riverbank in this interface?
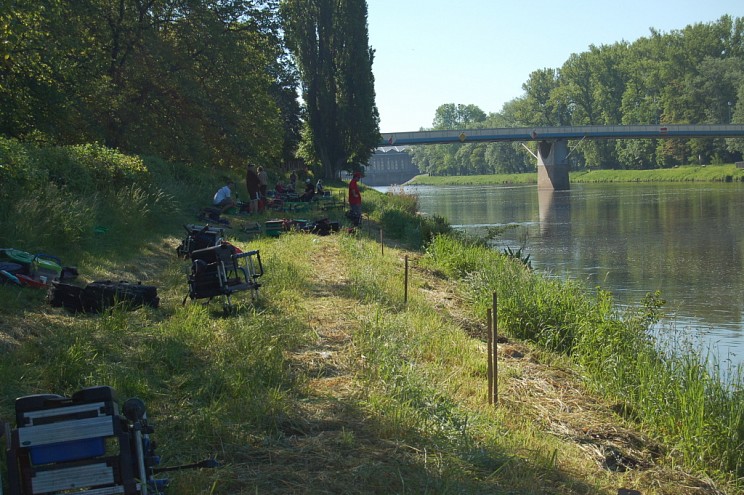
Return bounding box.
[407,163,744,186]
[0,139,741,493]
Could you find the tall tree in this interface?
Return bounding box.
[281,0,380,178]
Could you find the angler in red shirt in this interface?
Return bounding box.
[348,171,362,226]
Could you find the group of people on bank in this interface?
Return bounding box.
[212,164,363,226]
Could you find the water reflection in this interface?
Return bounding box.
[408,182,744,367]
[537,188,572,236]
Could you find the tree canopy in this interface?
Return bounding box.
[409,15,744,176]
[280,0,380,179]
[0,0,300,170]
[3,6,743,177]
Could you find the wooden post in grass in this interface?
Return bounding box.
[404,255,409,304]
[492,291,498,405]
[487,308,493,405]
[380,229,384,255]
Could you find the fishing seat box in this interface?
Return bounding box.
[265,219,284,237]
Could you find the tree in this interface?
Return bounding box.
[281,0,380,178]
[1,0,290,169]
[432,103,486,129]
[510,68,566,127]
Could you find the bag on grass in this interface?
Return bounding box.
[47,281,86,312]
[83,280,160,312]
[48,280,159,313]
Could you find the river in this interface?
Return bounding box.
[400,182,744,369]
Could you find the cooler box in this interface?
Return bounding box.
[265,220,284,237]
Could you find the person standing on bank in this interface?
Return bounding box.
[245,163,261,214]
[348,171,362,226]
[257,166,269,199]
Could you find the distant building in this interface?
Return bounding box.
[363,146,420,186]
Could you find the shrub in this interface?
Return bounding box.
[0,137,47,203]
[66,143,151,192]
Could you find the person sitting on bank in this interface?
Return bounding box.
[316,179,325,196]
[213,180,236,213]
[300,178,315,202]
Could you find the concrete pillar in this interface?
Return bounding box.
[537,140,570,191]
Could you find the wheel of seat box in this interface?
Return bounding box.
[123,397,147,421]
[15,394,66,426]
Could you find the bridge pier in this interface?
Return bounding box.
[537,140,570,191]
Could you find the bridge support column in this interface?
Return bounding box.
[537,140,570,191]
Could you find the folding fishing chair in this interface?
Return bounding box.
[175,224,225,259]
[182,243,263,313]
[3,386,167,494]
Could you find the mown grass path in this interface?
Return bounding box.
[211,232,725,494]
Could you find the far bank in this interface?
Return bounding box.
[405,163,744,186]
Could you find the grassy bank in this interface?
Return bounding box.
[423,235,744,484]
[408,163,744,186]
[1,139,742,493]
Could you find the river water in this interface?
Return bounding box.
[402,182,744,368]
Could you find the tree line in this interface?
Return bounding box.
[1,0,379,178]
[410,15,744,176]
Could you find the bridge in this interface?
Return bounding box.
[379,124,744,190]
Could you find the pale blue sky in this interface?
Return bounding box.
[367,1,743,132]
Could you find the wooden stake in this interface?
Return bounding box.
[380,229,384,255]
[492,291,498,405]
[487,308,493,405]
[404,255,409,305]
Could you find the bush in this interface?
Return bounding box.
[0,137,47,203]
[0,138,179,255]
[66,143,150,192]
[367,188,451,249]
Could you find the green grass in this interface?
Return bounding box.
[407,163,744,186]
[409,172,537,186]
[2,138,743,493]
[420,233,744,480]
[572,164,744,183]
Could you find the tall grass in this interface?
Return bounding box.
[421,233,744,479]
[364,186,451,249]
[0,232,317,492]
[0,138,199,260]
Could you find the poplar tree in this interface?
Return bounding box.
[280,0,380,178]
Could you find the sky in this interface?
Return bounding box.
[367,1,744,133]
